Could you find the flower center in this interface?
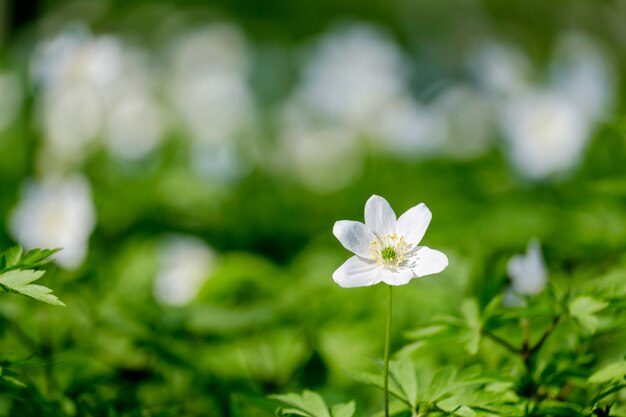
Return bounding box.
[381,246,396,261]
[370,233,409,268]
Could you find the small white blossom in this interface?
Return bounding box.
[275,102,362,193]
[166,24,255,146]
[468,40,532,96]
[373,96,447,159]
[434,86,496,160]
[153,235,216,307]
[507,240,547,296]
[31,24,164,162]
[550,32,615,122]
[296,24,407,129]
[9,174,96,269]
[332,195,448,287]
[500,88,592,180]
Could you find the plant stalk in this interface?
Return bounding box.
[383,284,393,417]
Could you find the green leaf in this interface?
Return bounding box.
[20,248,60,268]
[0,269,65,306]
[1,375,26,388]
[2,246,23,269]
[330,401,355,417]
[271,390,331,417]
[460,299,481,355]
[347,370,408,405]
[482,294,504,321]
[568,296,608,333]
[534,400,583,416]
[277,408,310,417]
[427,366,457,402]
[589,361,626,384]
[390,358,417,408]
[592,383,626,403]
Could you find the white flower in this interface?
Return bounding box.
[500,88,592,180]
[468,40,532,96]
[373,96,447,159]
[296,24,407,128]
[332,195,448,287]
[507,240,547,296]
[434,85,496,160]
[9,174,96,269]
[153,235,217,307]
[31,24,164,162]
[275,102,362,193]
[550,32,615,122]
[166,24,255,146]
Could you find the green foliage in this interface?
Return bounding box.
[569,296,608,334]
[2,2,626,415]
[271,390,355,417]
[0,247,64,306]
[589,361,626,384]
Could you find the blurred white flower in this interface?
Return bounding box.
[41,83,103,159]
[167,24,255,146]
[0,71,23,132]
[500,88,592,180]
[468,41,532,96]
[153,235,216,307]
[189,141,252,185]
[507,239,547,296]
[275,101,362,192]
[104,86,164,160]
[9,174,96,269]
[373,96,447,158]
[434,86,496,159]
[296,24,407,128]
[31,24,164,162]
[332,195,448,287]
[550,32,615,122]
[31,25,125,91]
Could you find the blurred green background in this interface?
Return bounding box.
[0,0,626,415]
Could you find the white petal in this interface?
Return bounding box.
[333,220,376,258]
[409,247,448,277]
[396,203,432,246]
[379,267,415,286]
[364,195,396,237]
[507,240,546,295]
[332,256,381,288]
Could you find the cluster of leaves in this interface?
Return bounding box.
[0,247,64,306]
[274,272,626,416]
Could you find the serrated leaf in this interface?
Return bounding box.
[0,270,65,306]
[589,361,626,384]
[330,401,354,417]
[20,248,60,268]
[569,296,608,333]
[2,247,23,269]
[427,366,457,401]
[390,358,417,408]
[271,390,331,417]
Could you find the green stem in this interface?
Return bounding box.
[383,284,393,417]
